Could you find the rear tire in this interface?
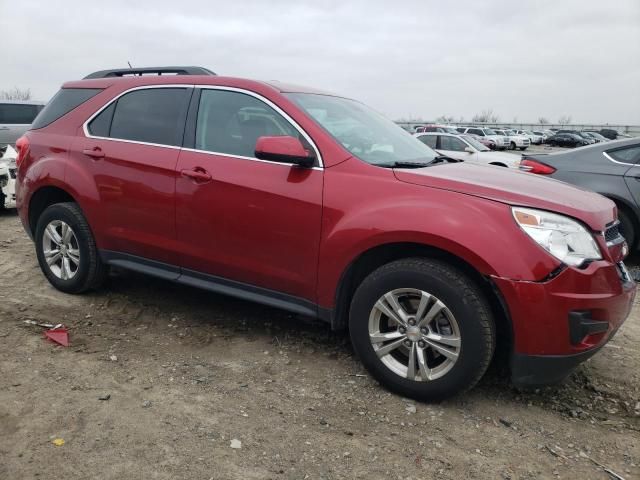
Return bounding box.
[35,202,107,294]
[349,258,495,401]
[510,142,516,150]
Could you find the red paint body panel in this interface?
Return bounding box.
[16,72,634,371]
[175,150,323,298]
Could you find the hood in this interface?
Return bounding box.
[394,163,615,231]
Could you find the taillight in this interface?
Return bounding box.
[520,158,556,175]
[15,135,28,169]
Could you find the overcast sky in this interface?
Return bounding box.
[2,0,639,124]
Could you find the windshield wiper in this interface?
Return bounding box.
[378,155,461,169]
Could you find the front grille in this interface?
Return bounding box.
[605,222,621,243]
[9,168,16,179]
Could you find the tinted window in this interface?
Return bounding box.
[196,89,299,158]
[0,103,41,124]
[440,136,466,152]
[469,128,483,136]
[88,102,115,137]
[109,88,189,146]
[32,88,101,129]
[417,135,437,149]
[608,145,640,163]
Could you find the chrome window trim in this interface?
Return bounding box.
[603,151,637,167]
[82,84,324,168]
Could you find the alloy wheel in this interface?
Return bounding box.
[42,220,80,280]
[368,288,461,381]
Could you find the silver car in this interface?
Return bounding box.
[0,100,44,146]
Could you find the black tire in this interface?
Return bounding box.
[618,209,636,250]
[35,202,107,294]
[519,147,527,151]
[510,142,516,150]
[349,258,495,401]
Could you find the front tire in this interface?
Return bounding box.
[618,209,636,250]
[35,202,107,294]
[349,258,495,401]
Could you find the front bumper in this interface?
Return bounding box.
[492,260,635,386]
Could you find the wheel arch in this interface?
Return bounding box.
[28,186,77,236]
[328,241,513,354]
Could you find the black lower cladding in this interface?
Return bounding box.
[510,346,603,387]
[100,250,320,318]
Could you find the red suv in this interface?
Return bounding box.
[15,67,635,400]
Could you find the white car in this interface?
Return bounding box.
[494,129,530,151]
[415,132,521,169]
[513,129,544,145]
[0,145,17,209]
[456,127,509,150]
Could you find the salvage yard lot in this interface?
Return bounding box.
[0,210,638,479]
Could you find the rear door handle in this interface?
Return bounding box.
[181,167,212,183]
[82,147,105,159]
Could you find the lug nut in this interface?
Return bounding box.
[404,340,412,348]
[418,340,426,348]
[420,327,428,335]
[398,326,406,334]
[408,318,416,326]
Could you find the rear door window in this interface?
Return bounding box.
[96,88,191,146]
[607,145,640,164]
[0,103,42,124]
[31,88,101,129]
[440,136,466,152]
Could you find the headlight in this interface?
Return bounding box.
[512,207,602,267]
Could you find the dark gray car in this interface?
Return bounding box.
[523,138,640,248]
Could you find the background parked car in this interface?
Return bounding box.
[415,124,460,134]
[581,131,606,143]
[513,129,544,145]
[0,100,45,147]
[557,130,596,144]
[593,129,630,140]
[456,127,508,150]
[415,132,521,168]
[494,129,530,151]
[545,133,590,148]
[583,131,610,143]
[0,144,17,209]
[531,130,549,141]
[521,138,640,248]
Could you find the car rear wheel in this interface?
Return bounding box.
[509,142,516,150]
[349,258,495,401]
[35,202,107,294]
[618,210,636,250]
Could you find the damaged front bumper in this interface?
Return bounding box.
[492,260,635,387]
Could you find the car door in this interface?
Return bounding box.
[70,86,192,268]
[174,87,323,301]
[438,135,474,162]
[0,103,41,146]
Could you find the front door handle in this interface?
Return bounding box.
[82,147,105,159]
[181,167,212,183]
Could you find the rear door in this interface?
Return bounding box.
[0,103,41,146]
[174,87,323,301]
[70,86,192,268]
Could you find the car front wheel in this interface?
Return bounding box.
[349,258,495,401]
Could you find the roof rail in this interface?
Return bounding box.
[83,66,216,79]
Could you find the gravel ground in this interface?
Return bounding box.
[0,209,638,480]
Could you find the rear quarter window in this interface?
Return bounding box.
[31,88,102,129]
[607,145,640,164]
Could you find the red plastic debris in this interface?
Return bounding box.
[44,327,69,347]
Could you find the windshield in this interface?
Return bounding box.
[483,129,497,135]
[286,93,438,166]
[524,130,535,135]
[443,127,459,134]
[505,130,515,135]
[461,135,489,151]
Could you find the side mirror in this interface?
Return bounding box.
[464,147,474,154]
[255,136,315,168]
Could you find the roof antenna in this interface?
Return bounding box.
[127,61,133,68]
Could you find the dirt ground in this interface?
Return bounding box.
[0,209,638,480]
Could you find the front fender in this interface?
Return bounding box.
[316,160,560,307]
